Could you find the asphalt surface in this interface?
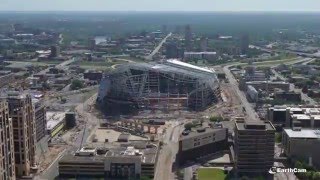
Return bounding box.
[39,94,98,180]
[271,58,317,105]
[145,33,172,60]
[223,65,260,122]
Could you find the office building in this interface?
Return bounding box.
[283,128,320,168]
[184,52,217,61]
[162,25,168,34]
[244,81,290,92]
[88,38,96,50]
[50,45,60,58]
[165,42,179,59]
[0,101,16,180]
[185,25,192,51]
[33,99,46,142]
[176,127,228,165]
[200,37,208,52]
[274,91,301,102]
[240,34,249,54]
[234,120,275,174]
[5,92,37,177]
[267,105,320,128]
[59,141,159,179]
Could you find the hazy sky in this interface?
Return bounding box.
[1,0,320,11]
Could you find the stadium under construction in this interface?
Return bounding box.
[97,59,220,114]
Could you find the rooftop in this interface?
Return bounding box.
[180,127,226,140]
[284,128,320,139]
[59,141,159,164]
[235,120,275,131]
[113,60,217,81]
[166,59,215,74]
[46,111,65,130]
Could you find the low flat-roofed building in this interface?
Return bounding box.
[267,105,320,128]
[274,91,301,102]
[176,126,228,165]
[245,81,290,92]
[46,111,65,138]
[58,141,159,179]
[184,52,217,61]
[283,128,320,168]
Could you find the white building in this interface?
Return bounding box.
[184,52,217,61]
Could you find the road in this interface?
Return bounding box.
[37,57,76,75]
[222,57,317,122]
[223,64,260,122]
[154,120,184,180]
[250,45,320,58]
[145,33,172,60]
[271,58,317,105]
[39,94,99,180]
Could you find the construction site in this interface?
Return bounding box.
[97,59,221,114]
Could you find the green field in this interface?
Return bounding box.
[197,168,227,180]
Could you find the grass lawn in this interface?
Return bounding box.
[197,168,227,180]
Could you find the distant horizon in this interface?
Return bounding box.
[1,10,320,13]
[3,0,320,12]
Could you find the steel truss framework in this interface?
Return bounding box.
[98,62,220,111]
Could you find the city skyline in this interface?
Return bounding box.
[1,0,320,12]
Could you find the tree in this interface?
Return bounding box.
[240,176,250,180]
[210,115,224,122]
[184,123,194,130]
[313,172,320,180]
[305,171,314,180]
[275,133,282,143]
[295,161,303,170]
[70,79,84,90]
[42,82,50,90]
[60,97,67,104]
[140,176,152,180]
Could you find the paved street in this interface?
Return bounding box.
[39,94,98,180]
[223,65,260,122]
[154,120,184,180]
[145,33,172,60]
[271,58,317,105]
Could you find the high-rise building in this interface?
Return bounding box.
[5,92,37,177]
[185,25,192,51]
[234,120,275,175]
[200,37,208,52]
[12,23,23,32]
[50,45,60,57]
[162,25,168,34]
[240,34,249,55]
[33,99,46,142]
[165,42,179,59]
[88,38,96,51]
[0,101,16,180]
